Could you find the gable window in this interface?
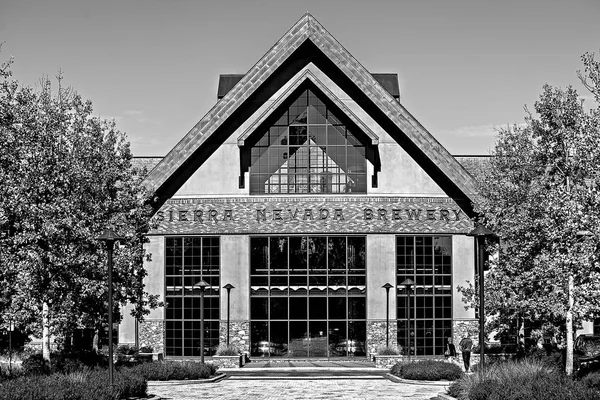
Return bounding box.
[249,89,367,194]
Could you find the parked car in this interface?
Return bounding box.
[574,335,600,374]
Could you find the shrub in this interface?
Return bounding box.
[21,353,48,375]
[215,344,239,356]
[0,368,147,400]
[525,346,564,371]
[50,351,107,372]
[485,343,518,354]
[376,345,400,355]
[467,379,504,400]
[448,360,599,400]
[116,345,138,356]
[0,350,24,364]
[113,368,147,399]
[581,371,600,391]
[391,359,463,381]
[129,361,217,381]
[51,352,87,373]
[138,346,153,353]
[0,362,24,381]
[447,373,477,399]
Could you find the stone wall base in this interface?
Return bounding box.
[367,320,398,356]
[139,320,165,354]
[210,355,245,369]
[219,320,250,354]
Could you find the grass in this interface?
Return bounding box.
[215,344,239,356]
[128,361,217,381]
[447,359,599,400]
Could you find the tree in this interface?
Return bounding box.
[460,52,600,375]
[0,55,160,364]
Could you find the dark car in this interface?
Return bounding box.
[574,335,600,374]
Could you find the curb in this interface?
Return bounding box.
[385,373,452,387]
[147,373,227,386]
[435,393,457,400]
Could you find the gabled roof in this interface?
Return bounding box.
[218,73,400,100]
[236,70,379,146]
[144,13,478,215]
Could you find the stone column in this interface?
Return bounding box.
[367,320,398,355]
[139,320,165,354]
[366,235,397,356]
[219,320,250,354]
[140,236,165,353]
[219,236,250,353]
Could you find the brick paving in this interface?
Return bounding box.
[147,359,449,399]
[241,359,375,368]
[148,378,446,400]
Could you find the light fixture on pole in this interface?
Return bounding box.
[223,284,235,346]
[97,228,125,389]
[467,224,496,375]
[195,280,209,363]
[382,283,393,348]
[400,278,415,360]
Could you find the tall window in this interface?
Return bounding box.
[396,236,452,356]
[250,236,367,357]
[249,89,367,194]
[165,237,220,357]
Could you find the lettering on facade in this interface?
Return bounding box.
[157,209,235,223]
[362,208,461,222]
[158,206,462,225]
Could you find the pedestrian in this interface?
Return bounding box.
[459,335,473,372]
[445,337,457,360]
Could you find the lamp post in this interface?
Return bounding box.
[382,283,393,348]
[400,278,415,359]
[467,224,496,375]
[223,284,235,346]
[97,228,125,389]
[195,280,209,363]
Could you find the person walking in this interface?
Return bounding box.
[459,335,473,372]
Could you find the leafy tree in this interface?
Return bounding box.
[0,54,160,364]
[460,52,600,375]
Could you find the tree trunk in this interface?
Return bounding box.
[566,274,574,375]
[42,301,51,366]
[92,328,99,353]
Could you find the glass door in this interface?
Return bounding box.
[250,236,367,358]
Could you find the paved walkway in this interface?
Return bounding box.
[148,378,446,400]
[242,359,374,368]
[147,359,450,399]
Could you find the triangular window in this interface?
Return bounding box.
[249,89,367,194]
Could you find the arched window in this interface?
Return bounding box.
[249,89,367,194]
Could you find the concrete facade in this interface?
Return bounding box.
[119,14,478,358]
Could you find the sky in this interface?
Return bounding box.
[1,0,599,156]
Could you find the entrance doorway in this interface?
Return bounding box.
[249,236,367,358]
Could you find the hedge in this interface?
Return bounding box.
[128,361,217,381]
[390,359,463,381]
[447,360,599,400]
[0,368,146,400]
